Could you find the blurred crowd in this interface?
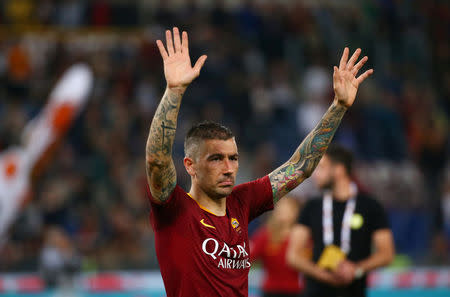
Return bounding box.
[0,0,449,276]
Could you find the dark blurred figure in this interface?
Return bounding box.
[88,0,111,27]
[287,146,395,297]
[39,226,81,288]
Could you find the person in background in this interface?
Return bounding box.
[39,226,81,289]
[287,145,394,297]
[250,196,304,297]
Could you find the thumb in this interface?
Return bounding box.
[193,55,208,75]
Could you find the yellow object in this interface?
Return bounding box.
[6,0,33,23]
[317,244,346,271]
[351,213,364,229]
[200,219,216,229]
[187,192,218,216]
[231,218,240,229]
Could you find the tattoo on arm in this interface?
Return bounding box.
[146,88,184,202]
[269,101,347,203]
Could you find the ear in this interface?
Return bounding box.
[184,157,195,177]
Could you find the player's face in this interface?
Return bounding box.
[192,138,239,199]
[313,155,334,190]
[272,198,299,226]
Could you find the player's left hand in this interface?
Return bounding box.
[335,260,356,284]
[333,47,373,108]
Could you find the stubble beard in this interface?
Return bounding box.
[319,178,335,191]
[200,182,233,200]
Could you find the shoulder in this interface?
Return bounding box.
[230,176,271,200]
[357,193,383,208]
[356,193,388,222]
[232,176,271,192]
[148,184,187,207]
[356,192,390,230]
[297,197,321,225]
[229,176,274,221]
[304,197,322,210]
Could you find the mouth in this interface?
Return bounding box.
[218,180,234,187]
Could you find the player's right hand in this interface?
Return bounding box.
[156,27,207,91]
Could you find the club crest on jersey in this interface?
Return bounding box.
[231,218,241,233]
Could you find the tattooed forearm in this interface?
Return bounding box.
[146,88,184,202]
[146,88,181,156]
[269,101,347,203]
[146,158,177,202]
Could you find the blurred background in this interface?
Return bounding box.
[0,0,448,296]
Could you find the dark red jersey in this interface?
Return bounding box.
[149,176,273,297]
[250,227,304,293]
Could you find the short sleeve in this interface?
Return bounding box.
[232,175,274,223]
[297,199,314,228]
[147,185,185,231]
[368,198,389,232]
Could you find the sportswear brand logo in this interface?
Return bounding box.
[200,219,216,229]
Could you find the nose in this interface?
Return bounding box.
[223,159,234,175]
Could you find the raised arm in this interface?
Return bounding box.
[146,27,207,203]
[269,48,373,203]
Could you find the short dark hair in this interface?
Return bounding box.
[184,121,234,158]
[325,144,353,175]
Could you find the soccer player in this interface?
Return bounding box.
[250,196,304,297]
[146,27,373,297]
[286,146,395,297]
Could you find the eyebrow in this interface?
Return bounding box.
[207,154,224,160]
[206,153,239,160]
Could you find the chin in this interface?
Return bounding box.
[318,181,333,191]
[215,186,233,198]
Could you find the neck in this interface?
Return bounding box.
[332,177,353,201]
[267,220,292,242]
[189,184,227,216]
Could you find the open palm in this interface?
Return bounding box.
[156,27,207,90]
[333,48,373,108]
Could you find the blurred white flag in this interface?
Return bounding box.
[0,64,93,245]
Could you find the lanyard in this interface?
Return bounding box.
[322,183,357,254]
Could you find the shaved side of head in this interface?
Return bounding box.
[184,121,234,160]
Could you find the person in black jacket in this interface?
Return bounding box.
[287,145,394,297]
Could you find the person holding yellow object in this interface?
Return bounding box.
[287,145,395,297]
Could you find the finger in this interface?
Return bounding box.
[166,30,174,56]
[333,66,341,83]
[356,69,374,85]
[352,56,368,75]
[193,55,207,74]
[339,47,349,70]
[173,27,182,53]
[182,31,189,55]
[347,48,361,69]
[156,40,168,60]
